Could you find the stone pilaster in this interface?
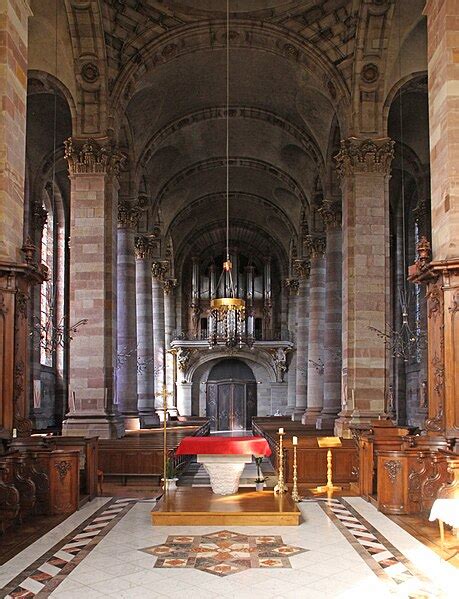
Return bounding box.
[334,137,394,437]
[293,260,310,417]
[164,277,177,414]
[303,236,326,425]
[151,260,167,411]
[284,278,299,414]
[135,235,156,420]
[62,137,125,438]
[317,202,343,430]
[116,201,141,427]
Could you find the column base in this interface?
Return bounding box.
[316,412,339,430]
[139,412,160,428]
[334,409,392,438]
[290,410,305,422]
[123,416,140,431]
[62,412,125,439]
[301,408,322,426]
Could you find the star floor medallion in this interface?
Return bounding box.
[139,530,308,577]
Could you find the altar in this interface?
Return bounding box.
[175,436,271,495]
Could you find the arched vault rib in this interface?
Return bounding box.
[138,106,325,173]
[110,20,350,131]
[167,192,297,239]
[175,219,289,279]
[155,157,309,207]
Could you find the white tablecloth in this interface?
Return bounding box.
[429,499,459,528]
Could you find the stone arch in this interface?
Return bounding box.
[110,20,350,131]
[27,70,77,133]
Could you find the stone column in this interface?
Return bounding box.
[62,137,125,438]
[420,1,459,438]
[284,278,299,414]
[116,201,140,427]
[303,236,326,425]
[135,236,157,421]
[317,202,343,430]
[151,261,167,413]
[164,278,177,413]
[0,0,34,436]
[334,137,394,437]
[293,260,310,418]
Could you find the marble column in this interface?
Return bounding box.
[116,201,140,427]
[293,260,310,418]
[303,236,326,425]
[62,137,125,438]
[164,278,177,414]
[317,202,342,430]
[135,235,156,419]
[284,278,299,415]
[151,261,167,413]
[334,137,393,437]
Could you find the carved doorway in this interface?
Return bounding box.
[206,359,257,432]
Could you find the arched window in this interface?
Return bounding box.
[40,190,54,366]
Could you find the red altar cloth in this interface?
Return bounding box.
[175,436,271,457]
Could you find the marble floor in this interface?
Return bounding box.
[0,495,457,599]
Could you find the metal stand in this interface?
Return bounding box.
[274,431,287,494]
[291,443,299,502]
[156,385,173,494]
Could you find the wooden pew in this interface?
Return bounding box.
[98,421,210,483]
[0,456,20,534]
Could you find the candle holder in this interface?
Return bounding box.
[274,431,288,494]
[291,442,300,502]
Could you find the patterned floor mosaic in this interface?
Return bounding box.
[310,497,445,598]
[139,529,308,577]
[0,498,158,599]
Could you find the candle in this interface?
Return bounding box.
[292,436,298,445]
[351,388,355,403]
[278,427,284,434]
[12,428,17,438]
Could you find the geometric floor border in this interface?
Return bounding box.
[0,498,153,599]
[316,497,445,598]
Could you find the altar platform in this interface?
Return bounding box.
[151,487,301,526]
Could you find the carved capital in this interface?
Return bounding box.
[163,278,177,295]
[304,235,326,258]
[118,200,142,229]
[292,259,310,279]
[151,261,168,281]
[134,235,156,260]
[283,279,296,294]
[64,137,126,176]
[335,137,394,178]
[318,200,342,230]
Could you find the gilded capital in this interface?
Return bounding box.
[64,137,126,176]
[118,200,142,229]
[318,200,342,230]
[151,261,168,281]
[163,278,177,295]
[304,235,326,258]
[335,137,394,178]
[283,278,300,295]
[293,259,310,279]
[134,235,155,259]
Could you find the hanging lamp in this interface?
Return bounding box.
[208,0,245,348]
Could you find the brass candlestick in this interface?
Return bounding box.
[274,431,287,494]
[316,436,342,493]
[291,443,299,502]
[156,385,173,493]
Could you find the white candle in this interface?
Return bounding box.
[12,428,17,438]
[278,427,284,434]
[292,436,298,445]
[351,388,355,403]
